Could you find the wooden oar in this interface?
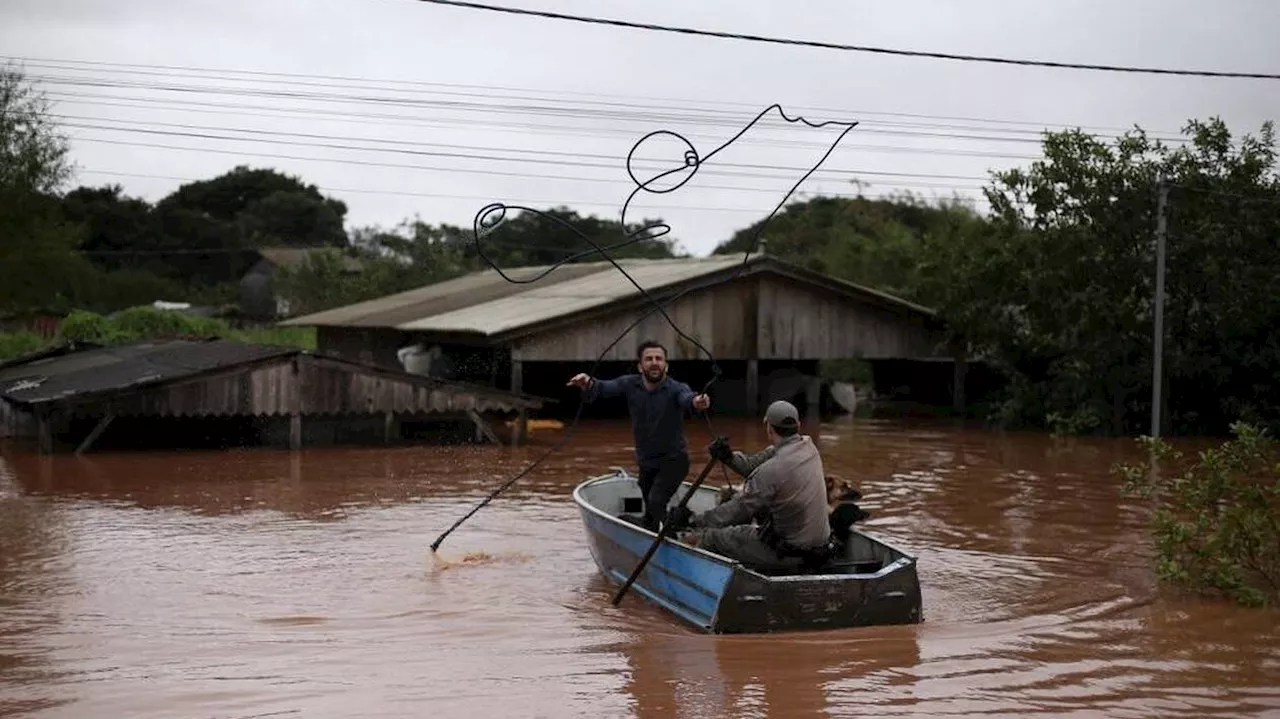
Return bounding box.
[611,454,720,606]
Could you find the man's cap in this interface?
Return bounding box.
[763,400,799,429]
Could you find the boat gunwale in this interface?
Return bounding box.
[572,469,921,583]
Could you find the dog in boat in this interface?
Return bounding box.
[824,474,870,544]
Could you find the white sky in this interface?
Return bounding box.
[2,0,1277,257]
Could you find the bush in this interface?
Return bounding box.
[0,331,45,361]
[1114,422,1280,607]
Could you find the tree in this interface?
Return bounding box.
[947,118,1280,436]
[0,63,72,192]
[0,64,95,315]
[155,165,348,248]
[712,192,988,304]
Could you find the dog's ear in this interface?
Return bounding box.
[838,485,862,502]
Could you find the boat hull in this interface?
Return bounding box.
[573,468,924,634]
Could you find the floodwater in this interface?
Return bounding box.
[0,417,1276,719]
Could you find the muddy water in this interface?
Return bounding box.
[0,417,1276,718]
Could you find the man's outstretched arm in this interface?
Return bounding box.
[567,373,631,402]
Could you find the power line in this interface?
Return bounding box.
[47,92,1047,162]
[69,135,989,198]
[26,71,1076,146]
[2,54,1195,136]
[44,90,1055,164]
[78,167,977,215]
[54,113,994,185]
[412,0,1280,80]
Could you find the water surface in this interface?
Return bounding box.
[1,417,1276,718]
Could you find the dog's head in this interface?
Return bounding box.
[825,474,862,505]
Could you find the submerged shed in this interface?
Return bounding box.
[0,338,545,453]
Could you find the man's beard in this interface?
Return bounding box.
[643,367,665,382]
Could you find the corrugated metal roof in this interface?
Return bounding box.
[282,255,749,332]
[279,260,610,329]
[0,339,298,406]
[398,255,745,334]
[280,253,937,337]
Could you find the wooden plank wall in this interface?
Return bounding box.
[756,279,942,360]
[514,275,946,362]
[55,357,534,419]
[513,283,747,361]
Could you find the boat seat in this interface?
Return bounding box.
[617,513,648,528]
[755,559,884,577]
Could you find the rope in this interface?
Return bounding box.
[429,104,858,551]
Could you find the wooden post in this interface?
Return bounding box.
[467,409,502,444]
[510,352,526,446]
[805,376,821,422]
[743,277,761,417]
[289,356,302,450]
[36,409,52,455]
[75,414,115,455]
[745,359,759,416]
[384,411,395,445]
[952,357,968,413]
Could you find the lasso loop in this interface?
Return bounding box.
[430,105,859,552]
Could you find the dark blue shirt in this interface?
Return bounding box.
[583,374,697,467]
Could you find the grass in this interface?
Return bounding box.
[0,307,317,362]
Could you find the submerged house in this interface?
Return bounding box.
[280,253,975,439]
[0,338,545,453]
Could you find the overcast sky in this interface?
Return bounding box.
[2,0,1277,257]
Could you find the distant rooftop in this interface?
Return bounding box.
[254,246,363,273]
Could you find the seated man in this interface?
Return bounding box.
[669,400,833,574]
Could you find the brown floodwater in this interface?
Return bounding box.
[0,416,1276,718]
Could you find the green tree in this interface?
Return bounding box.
[947,118,1280,435]
[0,64,96,315]
[712,192,985,303]
[156,165,348,248]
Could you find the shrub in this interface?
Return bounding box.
[1114,422,1280,607]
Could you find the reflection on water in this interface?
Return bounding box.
[0,417,1276,718]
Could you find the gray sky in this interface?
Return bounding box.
[2,0,1277,257]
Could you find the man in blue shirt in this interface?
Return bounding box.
[567,340,711,530]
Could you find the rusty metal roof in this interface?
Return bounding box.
[0,339,298,406]
[0,339,547,413]
[280,254,934,336]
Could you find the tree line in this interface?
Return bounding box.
[4,64,1279,438]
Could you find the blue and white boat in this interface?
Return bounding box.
[572,467,925,634]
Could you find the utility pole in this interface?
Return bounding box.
[1151,178,1169,439]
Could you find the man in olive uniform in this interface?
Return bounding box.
[669,400,832,574]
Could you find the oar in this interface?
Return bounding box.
[611,453,720,606]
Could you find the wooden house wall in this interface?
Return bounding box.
[296,361,517,415]
[756,279,943,360]
[316,326,405,369]
[54,357,533,420]
[513,275,947,362]
[0,399,33,438]
[513,281,749,362]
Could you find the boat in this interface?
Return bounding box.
[572,467,925,634]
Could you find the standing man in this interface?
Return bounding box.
[567,340,712,530]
